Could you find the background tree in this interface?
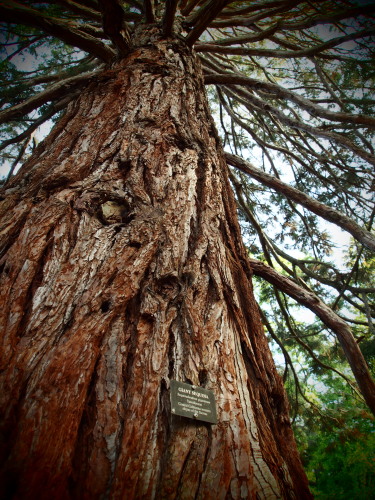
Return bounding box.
[294,374,375,499]
[0,1,374,499]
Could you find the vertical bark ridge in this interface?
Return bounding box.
[0,32,311,499]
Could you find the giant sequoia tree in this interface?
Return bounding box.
[0,1,374,499]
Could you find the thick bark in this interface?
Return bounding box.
[0,32,311,499]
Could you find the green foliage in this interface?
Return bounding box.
[307,426,375,499]
[291,376,375,500]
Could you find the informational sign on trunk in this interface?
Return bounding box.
[170,380,217,424]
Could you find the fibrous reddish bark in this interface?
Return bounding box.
[0,30,311,499]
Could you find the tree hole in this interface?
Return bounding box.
[128,241,141,249]
[100,300,111,313]
[199,369,208,386]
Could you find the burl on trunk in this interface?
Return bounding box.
[0,32,311,499]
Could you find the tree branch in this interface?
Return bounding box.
[205,73,375,129]
[180,0,204,17]
[143,0,155,23]
[0,1,115,62]
[97,0,131,56]
[226,153,375,252]
[1,93,78,155]
[4,136,32,183]
[211,1,302,28]
[1,58,98,107]
[274,287,363,398]
[215,3,375,33]
[0,70,101,125]
[249,258,375,416]
[218,84,375,166]
[196,32,374,61]
[219,0,298,18]
[185,0,229,46]
[48,0,102,22]
[162,0,178,36]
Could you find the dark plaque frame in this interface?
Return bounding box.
[170,380,218,424]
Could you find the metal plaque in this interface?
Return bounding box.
[170,380,217,424]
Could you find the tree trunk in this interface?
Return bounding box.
[0,31,311,500]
